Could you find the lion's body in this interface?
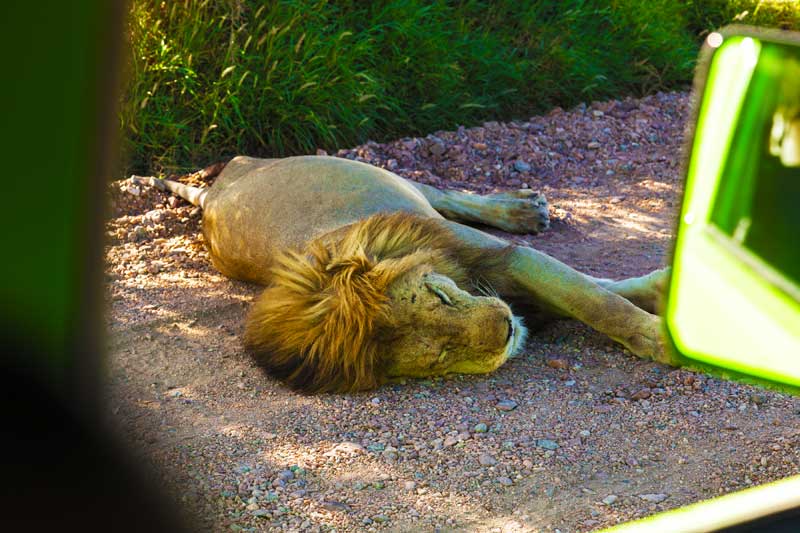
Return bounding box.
[143,155,674,393]
[203,156,442,284]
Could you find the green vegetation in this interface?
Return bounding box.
[122,0,800,174]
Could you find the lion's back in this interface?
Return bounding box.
[202,156,440,283]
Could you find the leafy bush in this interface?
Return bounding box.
[683,0,800,37]
[121,0,800,174]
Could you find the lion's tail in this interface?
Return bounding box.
[129,175,208,208]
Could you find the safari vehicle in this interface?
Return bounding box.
[0,0,798,529]
[603,26,800,533]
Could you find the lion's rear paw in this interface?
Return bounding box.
[485,191,550,234]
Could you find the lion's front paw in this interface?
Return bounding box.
[485,190,550,234]
[624,316,680,366]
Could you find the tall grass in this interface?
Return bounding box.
[121,0,800,174]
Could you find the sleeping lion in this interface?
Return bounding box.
[137,155,674,393]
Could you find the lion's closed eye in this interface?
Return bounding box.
[425,282,454,306]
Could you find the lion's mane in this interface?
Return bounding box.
[244,212,508,393]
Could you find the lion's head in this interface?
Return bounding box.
[244,213,527,393]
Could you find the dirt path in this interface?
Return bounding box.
[105,91,800,533]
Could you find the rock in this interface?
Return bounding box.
[592,110,605,117]
[143,209,164,224]
[546,358,569,370]
[382,446,399,461]
[324,442,365,457]
[252,509,270,518]
[473,423,488,433]
[245,502,259,511]
[472,142,488,150]
[372,481,386,489]
[536,439,559,450]
[587,141,601,149]
[428,135,447,157]
[129,226,148,242]
[367,443,385,452]
[443,436,458,447]
[579,430,591,438]
[514,160,532,172]
[496,476,513,486]
[630,388,652,400]
[372,514,390,523]
[403,481,417,491]
[750,393,766,405]
[478,453,498,466]
[602,495,618,505]
[496,399,518,411]
[639,493,668,503]
[322,501,351,512]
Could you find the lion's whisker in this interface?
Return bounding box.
[473,277,499,298]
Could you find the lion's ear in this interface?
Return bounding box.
[244,246,391,393]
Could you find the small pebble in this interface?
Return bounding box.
[546,358,569,370]
[514,160,532,172]
[473,423,488,433]
[630,388,652,400]
[497,399,518,411]
[479,453,498,466]
[602,495,618,505]
[322,501,351,512]
[496,476,513,486]
[639,493,668,503]
[536,439,559,450]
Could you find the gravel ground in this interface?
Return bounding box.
[105,91,800,533]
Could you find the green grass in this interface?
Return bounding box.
[121,0,800,175]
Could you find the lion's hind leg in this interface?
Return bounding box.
[409,181,550,234]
